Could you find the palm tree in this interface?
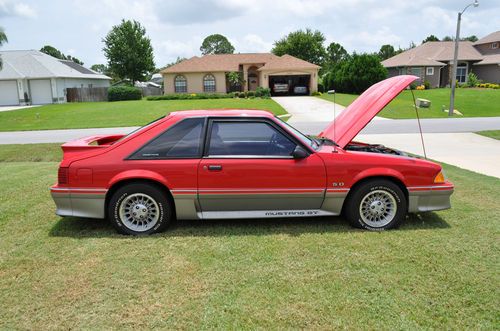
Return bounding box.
[0,27,8,70]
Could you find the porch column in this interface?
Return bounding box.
[16,79,26,105]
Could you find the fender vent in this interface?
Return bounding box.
[58,167,69,185]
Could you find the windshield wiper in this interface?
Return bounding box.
[311,136,339,147]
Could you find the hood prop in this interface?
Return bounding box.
[410,89,427,159]
[333,90,338,153]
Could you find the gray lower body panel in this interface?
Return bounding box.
[408,189,453,213]
[51,188,106,219]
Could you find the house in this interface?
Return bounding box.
[161,53,320,95]
[382,31,500,87]
[0,50,111,106]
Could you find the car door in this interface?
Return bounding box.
[197,118,327,218]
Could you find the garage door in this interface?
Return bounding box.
[0,80,19,106]
[269,75,311,96]
[30,79,53,104]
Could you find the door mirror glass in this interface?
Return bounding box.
[291,145,309,159]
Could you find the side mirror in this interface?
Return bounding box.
[291,145,309,159]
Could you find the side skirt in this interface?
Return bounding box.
[198,209,338,219]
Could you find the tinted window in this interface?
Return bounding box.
[208,121,296,157]
[131,118,204,159]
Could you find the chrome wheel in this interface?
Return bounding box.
[359,190,397,228]
[119,193,160,232]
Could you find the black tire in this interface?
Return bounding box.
[345,179,407,231]
[108,183,173,235]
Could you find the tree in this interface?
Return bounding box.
[40,45,84,65]
[378,44,396,60]
[422,35,440,43]
[328,53,387,94]
[155,57,187,73]
[324,42,349,70]
[0,27,7,70]
[90,64,109,74]
[442,35,478,42]
[103,19,155,83]
[271,28,326,66]
[442,36,453,41]
[200,34,235,55]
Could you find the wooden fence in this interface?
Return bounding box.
[66,87,108,102]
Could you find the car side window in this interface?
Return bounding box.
[207,121,296,157]
[130,118,204,159]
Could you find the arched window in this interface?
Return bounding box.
[174,75,187,93]
[203,74,216,92]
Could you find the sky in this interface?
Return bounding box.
[0,0,499,68]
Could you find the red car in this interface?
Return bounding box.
[51,75,453,235]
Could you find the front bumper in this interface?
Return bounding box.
[50,186,107,219]
[407,183,454,213]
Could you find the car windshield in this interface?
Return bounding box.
[275,116,319,150]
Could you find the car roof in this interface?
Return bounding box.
[168,109,275,119]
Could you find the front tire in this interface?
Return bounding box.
[108,183,173,235]
[345,179,407,231]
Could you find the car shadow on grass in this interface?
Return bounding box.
[49,212,450,238]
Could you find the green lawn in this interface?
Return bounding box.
[319,88,500,118]
[0,98,287,132]
[0,144,498,329]
[476,130,500,140]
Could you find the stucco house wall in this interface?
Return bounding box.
[164,72,227,94]
[472,64,500,83]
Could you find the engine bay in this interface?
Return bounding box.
[345,141,407,156]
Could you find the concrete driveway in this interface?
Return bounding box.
[272,96,388,123]
[0,105,40,113]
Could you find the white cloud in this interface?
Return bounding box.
[0,0,36,18]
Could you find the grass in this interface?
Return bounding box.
[0,98,287,132]
[476,130,500,140]
[319,88,500,119]
[0,143,61,162]
[0,144,498,329]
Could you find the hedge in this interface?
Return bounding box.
[108,86,142,101]
[147,93,236,101]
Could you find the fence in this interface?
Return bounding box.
[66,87,108,102]
[139,86,163,96]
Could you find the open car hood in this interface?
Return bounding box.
[319,75,418,148]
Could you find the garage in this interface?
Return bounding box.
[269,75,311,96]
[0,80,19,106]
[29,79,53,104]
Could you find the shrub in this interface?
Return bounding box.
[423,80,431,89]
[409,83,417,90]
[108,86,142,101]
[247,91,255,97]
[324,53,387,94]
[238,91,247,98]
[255,87,271,99]
[146,93,235,101]
[311,91,321,96]
[466,72,480,87]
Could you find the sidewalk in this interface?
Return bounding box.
[357,132,500,178]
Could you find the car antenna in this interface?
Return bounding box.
[333,89,337,153]
[410,89,427,159]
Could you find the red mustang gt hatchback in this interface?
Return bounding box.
[51,75,453,235]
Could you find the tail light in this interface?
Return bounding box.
[58,167,69,185]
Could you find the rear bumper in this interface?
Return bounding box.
[50,186,107,219]
[407,183,454,213]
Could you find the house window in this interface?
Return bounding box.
[492,42,499,49]
[456,63,468,83]
[174,75,187,93]
[203,74,216,92]
[426,67,434,75]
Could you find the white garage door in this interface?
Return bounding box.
[30,79,53,104]
[0,80,19,106]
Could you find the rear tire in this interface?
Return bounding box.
[108,183,173,235]
[345,179,407,231]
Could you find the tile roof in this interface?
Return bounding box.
[473,31,500,45]
[474,54,500,65]
[382,41,483,68]
[0,50,111,80]
[161,53,319,74]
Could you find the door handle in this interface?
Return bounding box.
[207,165,223,171]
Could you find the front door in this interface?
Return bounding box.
[198,119,326,218]
[248,74,258,91]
